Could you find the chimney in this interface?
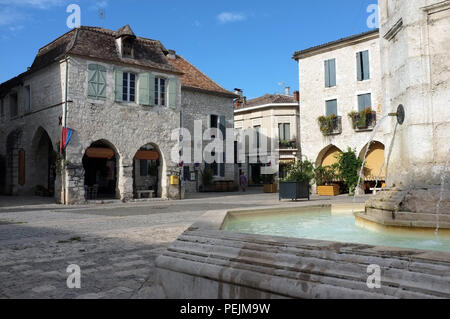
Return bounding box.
[294,91,299,102]
[167,49,176,60]
[285,86,291,96]
[234,88,243,97]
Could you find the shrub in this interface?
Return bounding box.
[314,163,339,186]
[281,159,315,185]
[336,147,363,194]
[318,114,337,135]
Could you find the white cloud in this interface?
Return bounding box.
[89,0,108,11]
[217,12,246,24]
[0,0,65,9]
[0,7,25,26]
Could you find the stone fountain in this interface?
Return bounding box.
[357,0,450,230]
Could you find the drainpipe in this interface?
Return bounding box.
[62,57,69,205]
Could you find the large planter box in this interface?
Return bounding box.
[279,182,310,201]
[264,183,278,193]
[317,184,340,196]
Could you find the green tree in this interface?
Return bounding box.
[337,148,363,195]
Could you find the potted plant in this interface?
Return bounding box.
[199,168,214,192]
[318,114,337,136]
[279,139,297,149]
[315,164,340,196]
[348,108,373,129]
[279,159,314,201]
[263,174,277,193]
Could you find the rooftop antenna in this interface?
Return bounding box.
[99,8,105,28]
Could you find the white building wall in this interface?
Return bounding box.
[298,34,383,166]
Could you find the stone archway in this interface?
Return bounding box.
[5,129,23,195]
[30,127,56,197]
[82,140,119,200]
[359,141,386,192]
[132,143,163,199]
[315,145,342,168]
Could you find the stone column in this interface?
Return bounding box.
[118,159,133,202]
[65,163,85,204]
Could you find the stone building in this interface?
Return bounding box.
[293,29,385,193]
[0,25,236,204]
[234,89,300,184]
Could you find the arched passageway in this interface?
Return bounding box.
[133,143,162,199]
[359,141,386,193]
[31,127,56,197]
[82,140,119,200]
[316,145,342,168]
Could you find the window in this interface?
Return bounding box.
[325,59,336,88]
[358,93,372,112]
[154,77,166,106]
[24,86,31,112]
[0,98,4,118]
[122,72,136,102]
[88,64,107,100]
[254,125,261,149]
[122,38,134,58]
[326,99,338,116]
[357,50,370,81]
[140,160,148,177]
[10,93,18,118]
[278,123,291,141]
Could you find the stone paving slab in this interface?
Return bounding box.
[0,192,369,299]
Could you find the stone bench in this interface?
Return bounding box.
[136,190,154,199]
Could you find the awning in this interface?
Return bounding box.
[85,147,115,159]
[134,150,159,160]
[279,159,295,165]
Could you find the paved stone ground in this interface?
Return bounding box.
[0,189,369,299]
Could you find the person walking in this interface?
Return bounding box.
[239,171,248,192]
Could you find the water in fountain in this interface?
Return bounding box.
[352,114,390,212]
[435,148,450,234]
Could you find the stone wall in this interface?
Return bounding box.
[181,89,236,193]
[64,56,182,204]
[378,0,450,188]
[0,62,64,197]
[297,34,383,173]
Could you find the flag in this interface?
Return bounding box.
[60,127,74,154]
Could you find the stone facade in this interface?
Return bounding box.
[234,95,300,183]
[181,90,236,193]
[378,0,450,188]
[294,30,384,191]
[0,26,236,204]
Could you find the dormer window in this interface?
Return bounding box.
[122,37,134,58]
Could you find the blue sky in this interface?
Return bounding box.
[0,0,378,99]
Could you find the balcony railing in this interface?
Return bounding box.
[278,139,298,149]
[349,110,377,131]
[318,115,342,136]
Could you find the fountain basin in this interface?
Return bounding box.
[153,204,450,299]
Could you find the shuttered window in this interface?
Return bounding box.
[357,50,370,81]
[168,78,177,109]
[88,64,106,100]
[123,72,136,102]
[219,116,226,177]
[278,123,291,141]
[358,93,372,112]
[154,77,166,106]
[326,99,338,116]
[10,93,18,118]
[325,59,336,88]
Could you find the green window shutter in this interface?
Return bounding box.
[284,123,290,140]
[324,60,330,87]
[278,124,283,140]
[329,59,336,87]
[98,65,106,98]
[114,69,123,102]
[149,73,156,106]
[168,77,178,108]
[358,94,365,112]
[138,73,150,106]
[357,52,363,81]
[362,50,370,80]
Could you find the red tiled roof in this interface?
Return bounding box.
[167,55,236,98]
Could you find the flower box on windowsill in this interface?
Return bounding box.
[349,109,377,131]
